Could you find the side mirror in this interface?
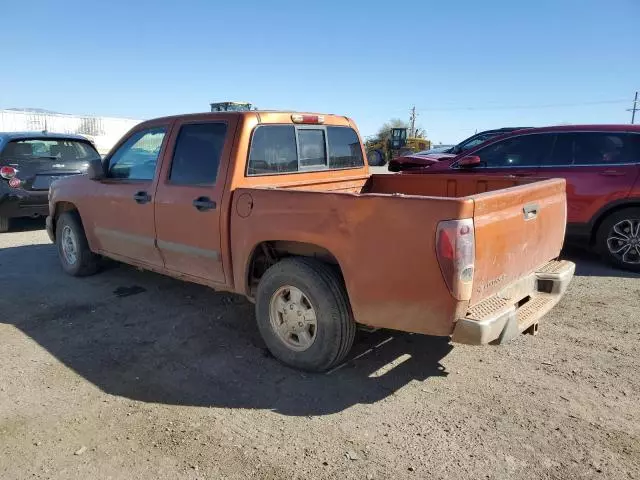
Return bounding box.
[458,155,481,168]
[87,158,105,180]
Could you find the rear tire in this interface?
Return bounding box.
[56,212,99,276]
[255,257,356,372]
[0,216,9,233]
[367,149,386,167]
[596,207,640,272]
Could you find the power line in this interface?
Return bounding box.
[406,99,629,113]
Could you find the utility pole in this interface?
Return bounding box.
[628,91,639,124]
[409,106,417,137]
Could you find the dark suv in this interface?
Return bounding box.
[0,132,100,232]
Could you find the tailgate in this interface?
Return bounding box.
[470,178,567,305]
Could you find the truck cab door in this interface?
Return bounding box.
[87,125,169,267]
[153,116,237,285]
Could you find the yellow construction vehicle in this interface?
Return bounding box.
[366,128,430,166]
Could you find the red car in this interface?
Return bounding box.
[388,127,530,172]
[403,125,640,271]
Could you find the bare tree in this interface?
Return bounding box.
[374,118,409,143]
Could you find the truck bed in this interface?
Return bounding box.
[230,173,567,336]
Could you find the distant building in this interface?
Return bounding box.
[0,109,141,154]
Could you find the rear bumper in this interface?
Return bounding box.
[452,259,575,345]
[0,189,49,219]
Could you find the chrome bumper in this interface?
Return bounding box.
[452,260,576,345]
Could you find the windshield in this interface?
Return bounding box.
[454,133,500,153]
[1,139,100,162]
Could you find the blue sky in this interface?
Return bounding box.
[1,0,638,143]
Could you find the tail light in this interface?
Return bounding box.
[436,218,475,301]
[291,114,325,124]
[0,166,17,179]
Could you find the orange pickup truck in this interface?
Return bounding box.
[47,111,575,371]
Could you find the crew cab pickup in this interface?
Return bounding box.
[47,111,575,371]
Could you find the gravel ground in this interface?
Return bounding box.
[0,220,639,480]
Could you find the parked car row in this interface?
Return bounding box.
[42,111,574,372]
[390,125,640,272]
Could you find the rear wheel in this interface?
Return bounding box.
[56,212,99,276]
[0,216,9,233]
[596,207,640,272]
[255,257,356,372]
[367,149,386,167]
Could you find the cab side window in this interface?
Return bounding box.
[169,123,227,185]
[473,134,554,168]
[108,127,167,180]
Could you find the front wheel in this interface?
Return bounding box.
[0,216,9,233]
[56,212,100,276]
[596,207,640,272]
[255,257,356,372]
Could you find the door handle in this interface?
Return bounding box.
[600,169,625,177]
[133,191,151,204]
[192,196,216,211]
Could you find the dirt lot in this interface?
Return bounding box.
[1,221,639,480]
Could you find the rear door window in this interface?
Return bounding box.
[247,125,364,175]
[169,122,227,185]
[572,132,637,165]
[546,132,640,166]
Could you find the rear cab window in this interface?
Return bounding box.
[247,125,364,176]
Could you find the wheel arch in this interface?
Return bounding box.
[244,240,346,300]
[589,198,640,244]
[50,201,81,240]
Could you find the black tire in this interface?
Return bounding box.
[367,149,386,167]
[596,207,640,272]
[255,257,356,372]
[56,212,99,277]
[0,216,9,233]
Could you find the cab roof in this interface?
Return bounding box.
[140,111,352,126]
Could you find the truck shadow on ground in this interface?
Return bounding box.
[1,243,452,417]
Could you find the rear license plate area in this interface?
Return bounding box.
[31,174,74,190]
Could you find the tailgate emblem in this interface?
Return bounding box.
[52,163,65,168]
